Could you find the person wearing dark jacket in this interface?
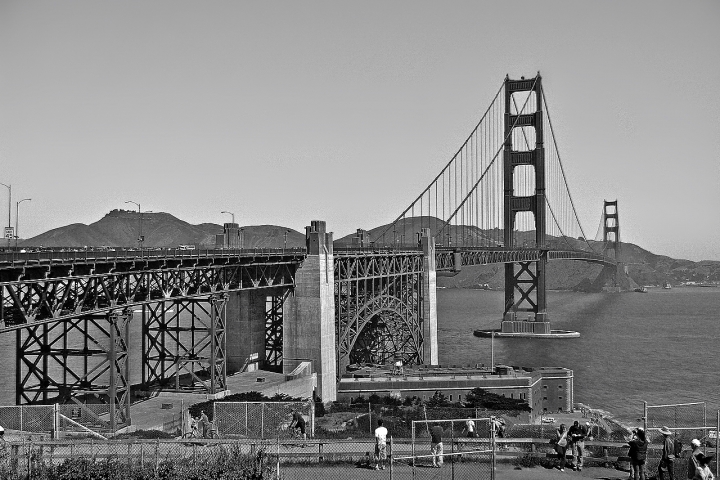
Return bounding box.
[628,427,648,480]
[568,420,588,471]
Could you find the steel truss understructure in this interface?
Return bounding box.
[1,254,302,430]
[265,290,290,372]
[142,295,228,393]
[434,247,611,271]
[17,309,131,431]
[334,252,425,377]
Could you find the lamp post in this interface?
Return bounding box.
[125,201,143,249]
[15,198,31,250]
[220,211,235,224]
[0,183,10,250]
[284,229,289,250]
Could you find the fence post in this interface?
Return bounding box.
[411,422,415,469]
[19,406,23,431]
[181,399,185,437]
[390,436,394,479]
[53,403,59,439]
[155,438,160,473]
[246,403,249,437]
[261,404,265,439]
[491,416,496,480]
[451,420,455,479]
[369,403,372,434]
[716,410,719,479]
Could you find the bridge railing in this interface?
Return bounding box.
[0,247,307,268]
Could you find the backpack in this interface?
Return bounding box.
[673,438,683,457]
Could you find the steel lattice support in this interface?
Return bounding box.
[265,290,289,372]
[142,294,227,394]
[503,74,548,321]
[0,259,300,333]
[334,253,425,377]
[16,309,131,431]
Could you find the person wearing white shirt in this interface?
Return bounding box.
[374,419,388,470]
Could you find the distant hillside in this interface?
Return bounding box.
[21,210,306,249]
[20,212,720,288]
[337,217,720,290]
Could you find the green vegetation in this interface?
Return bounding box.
[6,448,275,480]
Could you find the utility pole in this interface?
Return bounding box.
[0,183,10,250]
[125,201,143,249]
[16,198,31,250]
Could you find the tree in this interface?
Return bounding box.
[464,387,530,412]
[426,391,451,408]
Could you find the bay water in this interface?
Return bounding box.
[438,287,720,425]
[1,287,718,427]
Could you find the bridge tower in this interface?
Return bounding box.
[603,200,621,260]
[502,74,550,333]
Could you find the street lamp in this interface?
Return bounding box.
[125,201,144,249]
[220,211,235,224]
[284,229,290,249]
[15,198,31,250]
[0,183,10,250]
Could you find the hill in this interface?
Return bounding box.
[21,209,306,249]
[336,217,720,290]
[20,212,720,288]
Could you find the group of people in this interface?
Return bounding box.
[188,410,211,438]
[651,426,714,480]
[373,419,446,470]
[554,420,590,472]
[555,422,715,480]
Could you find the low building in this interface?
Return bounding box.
[337,364,573,422]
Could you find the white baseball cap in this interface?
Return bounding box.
[691,439,701,447]
[0,426,4,433]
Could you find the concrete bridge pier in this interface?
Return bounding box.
[283,221,337,402]
[420,228,438,365]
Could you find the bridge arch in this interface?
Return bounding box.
[337,293,423,377]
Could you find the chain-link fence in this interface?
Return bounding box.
[0,405,55,436]
[214,401,314,439]
[644,401,718,478]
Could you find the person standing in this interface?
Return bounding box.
[658,426,676,480]
[688,439,703,480]
[199,410,209,439]
[628,427,648,480]
[555,423,569,472]
[430,423,444,468]
[568,420,587,471]
[462,419,476,438]
[374,419,388,470]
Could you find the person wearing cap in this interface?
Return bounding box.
[627,427,648,480]
[688,439,703,480]
[658,426,676,480]
[692,453,715,480]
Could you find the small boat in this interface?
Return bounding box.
[663,282,672,289]
[634,287,648,293]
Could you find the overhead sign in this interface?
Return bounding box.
[4,227,13,239]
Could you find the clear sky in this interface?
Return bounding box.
[1,1,718,260]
